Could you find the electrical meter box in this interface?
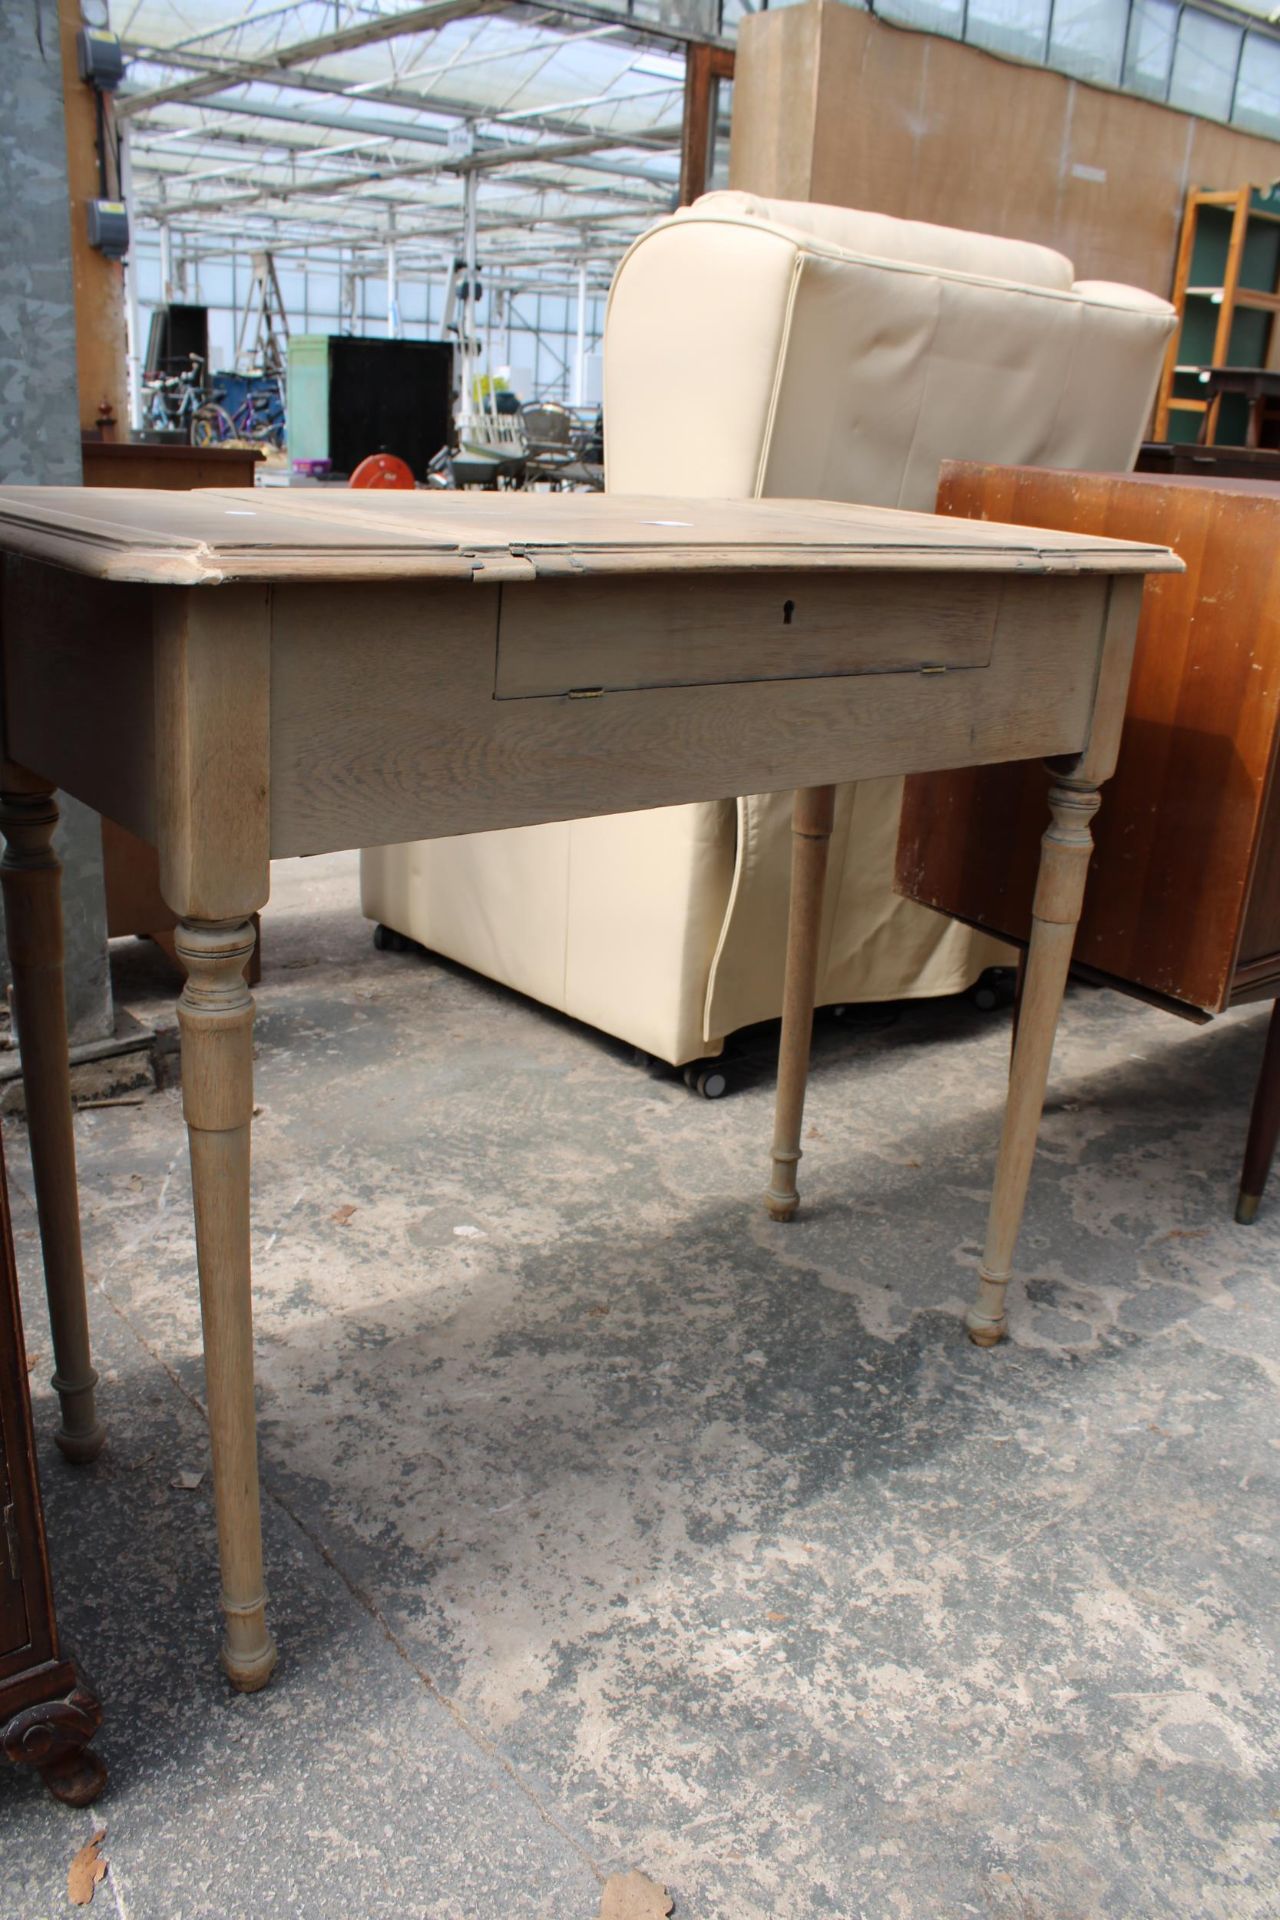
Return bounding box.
[86,200,129,261]
[76,28,125,91]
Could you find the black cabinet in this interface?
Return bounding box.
[327,336,453,480]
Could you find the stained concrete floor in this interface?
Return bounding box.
[2,850,1278,1920]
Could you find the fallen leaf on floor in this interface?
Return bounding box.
[67,1829,107,1905]
[170,1469,204,1491]
[25,1350,38,1373]
[598,1870,673,1919]
[331,1204,357,1225]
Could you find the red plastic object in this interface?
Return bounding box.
[349,453,415,489]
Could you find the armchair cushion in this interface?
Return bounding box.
[686,190,1076,289]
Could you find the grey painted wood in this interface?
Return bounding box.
[0,4,110,1047]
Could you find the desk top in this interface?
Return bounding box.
[0,488,1180,588]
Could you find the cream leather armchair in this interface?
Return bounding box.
[361,192,1176,1066]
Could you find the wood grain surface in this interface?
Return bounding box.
[898,464,1280,1016]
[494,571,1000,698]
[265,575,1111,858]
[0,488,1179,587]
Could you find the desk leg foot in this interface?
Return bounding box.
[766,785,835,1222]
[0,786,104,1464]
[969,778,1099,1347]
[177,918,277,1693]
[1236,999,1280,1225]
[965,1272,1009,1347]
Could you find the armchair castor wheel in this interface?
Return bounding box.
[372,923,412,954]
[970,967,1018,1012]
[683,1063,730,1099]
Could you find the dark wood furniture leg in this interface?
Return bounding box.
[1236,998,1280,1223]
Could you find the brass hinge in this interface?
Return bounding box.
[2,1503,18,1583]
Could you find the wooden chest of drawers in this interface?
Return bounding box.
[898,462,1280,1218]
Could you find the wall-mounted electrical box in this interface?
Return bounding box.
[86,200,129,260]
[76,28,125,92]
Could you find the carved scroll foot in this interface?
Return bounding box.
[2,1673,106,1805]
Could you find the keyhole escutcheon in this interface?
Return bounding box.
[782,599,796,625]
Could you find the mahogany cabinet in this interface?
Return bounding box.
[80,437,262,490]
[0,1126,104,1803]
[897,462,1280,1218]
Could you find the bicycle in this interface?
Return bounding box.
[192,373,286,450]
[143,353,209,438]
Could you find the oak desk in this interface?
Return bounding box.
[0,489,1177,1691]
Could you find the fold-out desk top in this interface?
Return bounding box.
[0,488,1181,586]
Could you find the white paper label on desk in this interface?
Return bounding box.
[644,519,693,527]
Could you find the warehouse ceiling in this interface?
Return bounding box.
[110,0,1280,301]
[113,0,739,289]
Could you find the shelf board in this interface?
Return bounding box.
[1184,285,1280,310]
[1167,397,1209,412]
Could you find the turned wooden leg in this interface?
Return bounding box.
[1236,998,1280,1224]
[2,1669,106,1806]
[176,918,276,1692]
[967,777,1099,1347]
[766,785,836,1221]
[1010,946,1027,1059]
[0,787,104,1463]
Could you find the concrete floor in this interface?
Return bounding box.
[2,850,1278,1920]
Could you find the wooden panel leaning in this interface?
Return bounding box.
[899,462,1280,1237]
[0,488,1176,1684]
